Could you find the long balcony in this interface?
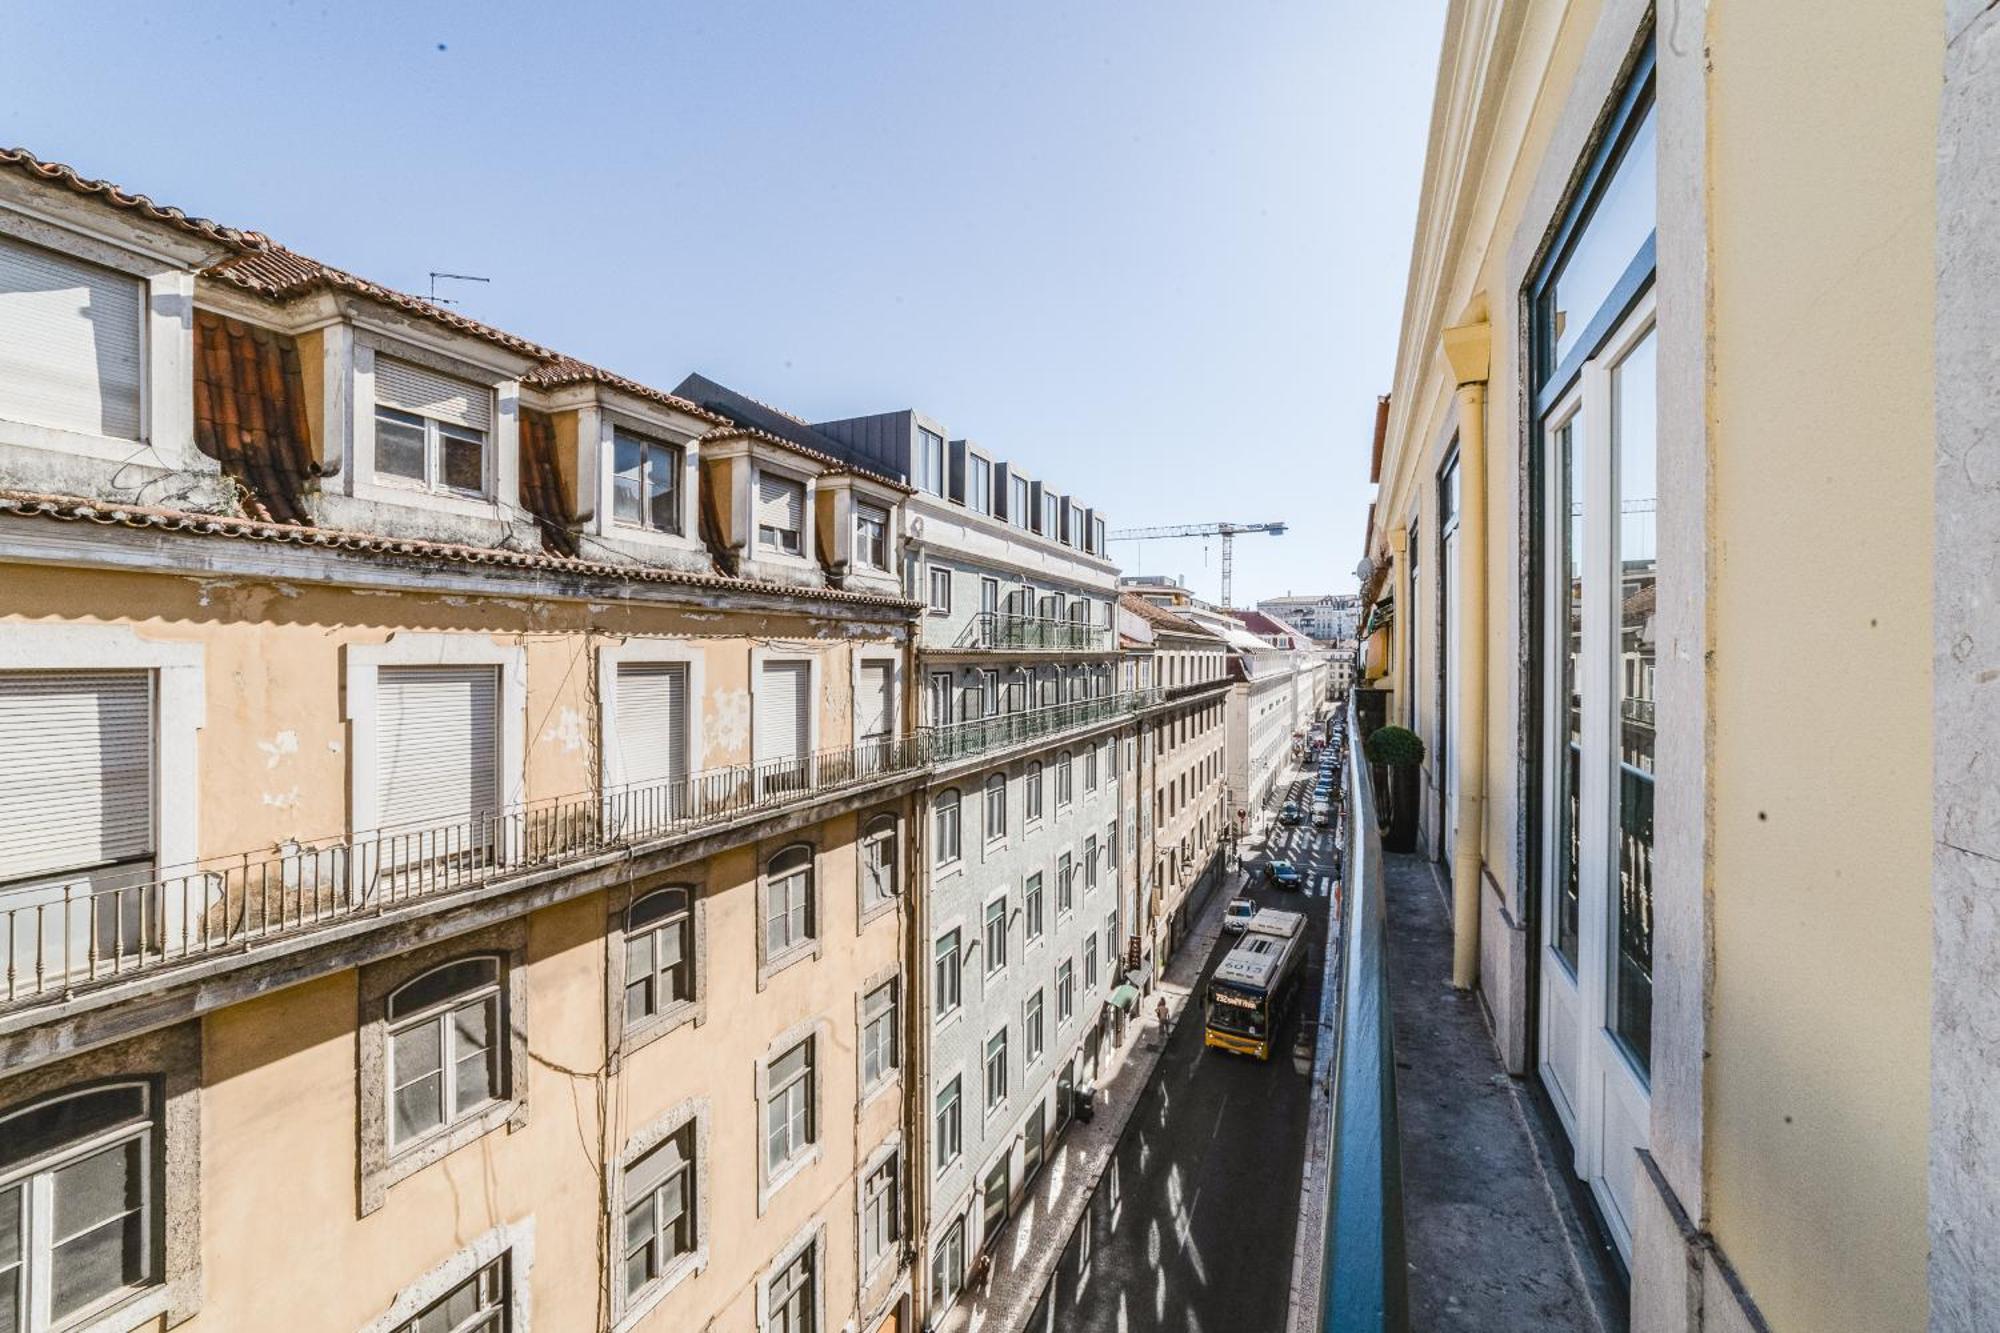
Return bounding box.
[0,734,929,1019]
[932,612,1114,654]
[1303,699,1616,1331]
[922,686,1161,764]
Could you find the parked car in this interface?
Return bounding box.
[1266,860,1303,890]
[1224,897,1260,933]
[1279,803,1302,825]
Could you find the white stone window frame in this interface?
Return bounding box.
[0,1024,202,1333]
[855,1134,904,1291]
[350,331,521,520]
[932,788,965,873]
[750,645,823,783]
[850,644,903,748]
[755,1218,828,1333]
[606,872,709,1065]
[982,1022,1011,1122]
[1023,986,1047,1071]
[591,406,704,556]
[0,202,203,472]
[596,639,707,796]
[357,917,530,1215]
[756,837,823,987]
[607,1097,709,1332]
[932,1064,968,1179]
[343,633,528,837]
[751,456,817,567]
[933,918,967,1029]
[361,1216,536,1333]
[982,772,1009,850]
[0,623,204,907]
[927,563,953,617]
[855,961,904,1110]
[755,1020,826,1215]
[1023,870,1047,951]
[981,890,1010,980]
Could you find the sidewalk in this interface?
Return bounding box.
[945,857,1250,1333]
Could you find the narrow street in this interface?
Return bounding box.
[1024,756,1341,1333]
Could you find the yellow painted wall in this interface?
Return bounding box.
[1704,1,1936,1328]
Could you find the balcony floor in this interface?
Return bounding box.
[1383,850,1622,1332]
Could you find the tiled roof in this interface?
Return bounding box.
[0,146,271,252]
[677,374,912,492]
[516,408,579,558]
[1119,592,1221,640]
[191,312,315,526]
[518,357,728,426]
[0,489,921,609]
[697,425,915,494]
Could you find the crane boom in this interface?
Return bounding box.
[1105,520,1287,608]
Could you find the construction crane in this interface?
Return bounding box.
[1107,521,1286,609]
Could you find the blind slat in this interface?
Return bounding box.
[0,671,153,879]
[375,357,493,431]
[0,236,143,440]
[615,663,689,788]
[858,662,893,741]
[377,666,499,831]
[756,473,804,533]
[755,662,809,766]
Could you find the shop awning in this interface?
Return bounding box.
[1108,983,1142,1012]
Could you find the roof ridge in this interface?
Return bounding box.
[0,146,271,251]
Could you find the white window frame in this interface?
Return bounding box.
[857,810,901,928]
[1024,989,1046,1067]
[983,773,1008,844]
[385,955,506,1152]
[757,1220,826,1333]
[858,1139,902,1286]
[757,1024,822,1211]
[859,972,901,1098]
[934,929,963,1023]
[983,1026,1009,1118]
[611,1099,708,1329]
[934,789,963,868]
[934,1075,964,1174]
[361,1219,535,1333]
[983,894,1008,977]
[754,463,811,558]
[760,843,819,976]
[1024,872,1046,945]
[349,337,520,520]
[1024,762,1045,825]
[750,648,822,792]
[596,640,706,796]
[928,565,953,616]
[345,634,527,837]
[854,502,891,571]
[1057,959,1076,1027]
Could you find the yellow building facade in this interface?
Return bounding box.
[1360,2,1971,1328]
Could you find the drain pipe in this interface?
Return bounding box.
[1441,317,1490,991]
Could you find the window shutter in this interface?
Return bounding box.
[755,662,810,765]
[375,357,493,431]
[377,666,499,831]
[0,671,153,882]
[615,663,689,788]
[858,662,894,741]
[756,472,804,534]
[0,236,143,440]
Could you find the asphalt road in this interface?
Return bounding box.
[1024,753,1344,1333]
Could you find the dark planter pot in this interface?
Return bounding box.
[1381,763,1421,852]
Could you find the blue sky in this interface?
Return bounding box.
[8,0,1443,607]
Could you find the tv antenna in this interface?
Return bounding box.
[427,271,491,306]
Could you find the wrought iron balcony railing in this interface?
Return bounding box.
[921,687,1162,763]
[1,734,927,1013]
[936,612,1114,653]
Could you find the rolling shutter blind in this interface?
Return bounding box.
[755,662,809,766]
[0,235,143,440]
[858,662,894,740]
[756,473,804,534]
[375,357,493,431]
[0,671,152,883]
[377,666,498,831]
[615,663,689,788]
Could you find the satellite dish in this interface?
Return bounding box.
[1354,557,1375,584]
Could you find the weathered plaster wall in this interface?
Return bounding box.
[1705,1,1938,1328]
[1929,2,2000,1326]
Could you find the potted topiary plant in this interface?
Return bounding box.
[1364,724,1425,853]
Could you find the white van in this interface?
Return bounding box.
[1311,800,1332,827]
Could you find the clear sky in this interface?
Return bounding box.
[7,0,1444,608]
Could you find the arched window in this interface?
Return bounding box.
[861,814,898,908]
[765,845,815,958]
[984,774,1008,842]
[625,887,694,1026]
[933,791,962,867]
[0,1082,158,1327]
[387,956,503,1146]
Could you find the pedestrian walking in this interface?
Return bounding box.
[1156,996,1171,1029]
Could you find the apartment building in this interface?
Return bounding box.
[1354,2,1975,1328]
[671,382,1138,1331]
[0,150,926,1333]
[1255,593,1360,643]
[1181,609,1310,813]
[1119,595,1234,973]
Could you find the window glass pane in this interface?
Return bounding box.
[1555,418,1583,970]
[613,432,643,523]
[0,1087,146,1174]
[646,442,678,532]
[49,1139,146,1321]
[375,406,427,481]
[439,424,485,493]
[1612,326,1657,1071]
[1549,105,1656,367]
[389,957,497,1019]
[0,1185,18,1333]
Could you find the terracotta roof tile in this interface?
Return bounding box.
[516,408,579,559]
[0,489,920,610]
[0,146,271,252]
[191,311,314,526]
[1119,592,1220,639]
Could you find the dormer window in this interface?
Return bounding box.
[757,471,807,555]
[968,457,993,515]
[613,428,682,534]
[1040,492,1058,536]
[916,428,946,496]
[0,234,143,441]
[374,358,491,495]
[1010,477,1030,528]
[855,502,890,570]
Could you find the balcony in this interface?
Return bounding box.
[0,734,928,1018]
[1304,698,1614,1331]
[931,612,1114,654]
[922,687,1161,764]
